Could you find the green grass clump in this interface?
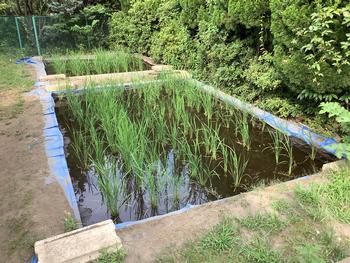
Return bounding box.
[64,213,78,232]
[240,237,283,263]
[295,166,350,223]
[271,199,291,214]
[199,218,239,253]
[239,213,286,233]
[91,247,127,263]
[157,218,283,263]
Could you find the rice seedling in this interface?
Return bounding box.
[202,125,222,160]
[281,135,294,176]
[269,130,282,164]
[239,112,250,149]
[144,166,159,209]
[66,93,85,127]
[70,129,91,170]
[180,140,207,186]
[116,50,133,72]
[93,157,130,219]
[310,143,317,161]
[306,132,317,161]
[230,149,249,188]
[170,174,184,204]
[87,118,106,165]
[220,143,230,174]
[51,54,66,74]
[94,49,112,74]
[201,93,213,122]
[173,92,186,123]
[66,52,89,76]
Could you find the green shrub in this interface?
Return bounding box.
[109,0,161,54]
[150,19,194,68]
[244,53,281,92]
[270,0,350,102]
[259,97,301,118]
[228,0,269,28]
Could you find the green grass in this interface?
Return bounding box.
[295,166,350,223]
[90,247,127,263]
[0,52,34,119]
[199,217,239,253]
[157,217,283,263]
[157,165,350,263]
[240,237,283,263]
[64,213,78,232]
[239,213,286,233]
[271,199,291,214]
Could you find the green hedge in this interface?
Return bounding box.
[109,0,350,111]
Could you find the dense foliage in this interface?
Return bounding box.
[109,0,350,120]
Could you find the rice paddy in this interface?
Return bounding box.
[55,78,335,226]
[45,49,149,76]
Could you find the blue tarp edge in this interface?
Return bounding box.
[20,58,81,225]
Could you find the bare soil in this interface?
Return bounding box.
[0,89,71,261]
[117,172,350,263]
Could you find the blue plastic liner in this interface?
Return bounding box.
[22,58,81,224]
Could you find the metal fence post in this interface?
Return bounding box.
[32,16,41,56]
[14,17,23,49]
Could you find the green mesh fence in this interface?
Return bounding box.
[0,15,109,56]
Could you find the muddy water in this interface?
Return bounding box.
[55,92,336,226]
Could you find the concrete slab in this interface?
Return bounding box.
[35,220,122,263]
[40,74,66,82]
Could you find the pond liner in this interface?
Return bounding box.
[20,57,81,224]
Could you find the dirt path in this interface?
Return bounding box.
[0,92,71,261]
[117,168,350,263]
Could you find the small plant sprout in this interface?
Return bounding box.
[93,158,130,220]
[306,132,317,161]
[239,112,250,149]
[282,135,294,176]
[269,129,282,164]
[71,129,91,170]
[64,212,77,232]
[230,149,249,188]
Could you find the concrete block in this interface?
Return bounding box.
[322,160,348,173]
[152,65,173,71]
[40,74,66,82]
[35,220,122,263]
